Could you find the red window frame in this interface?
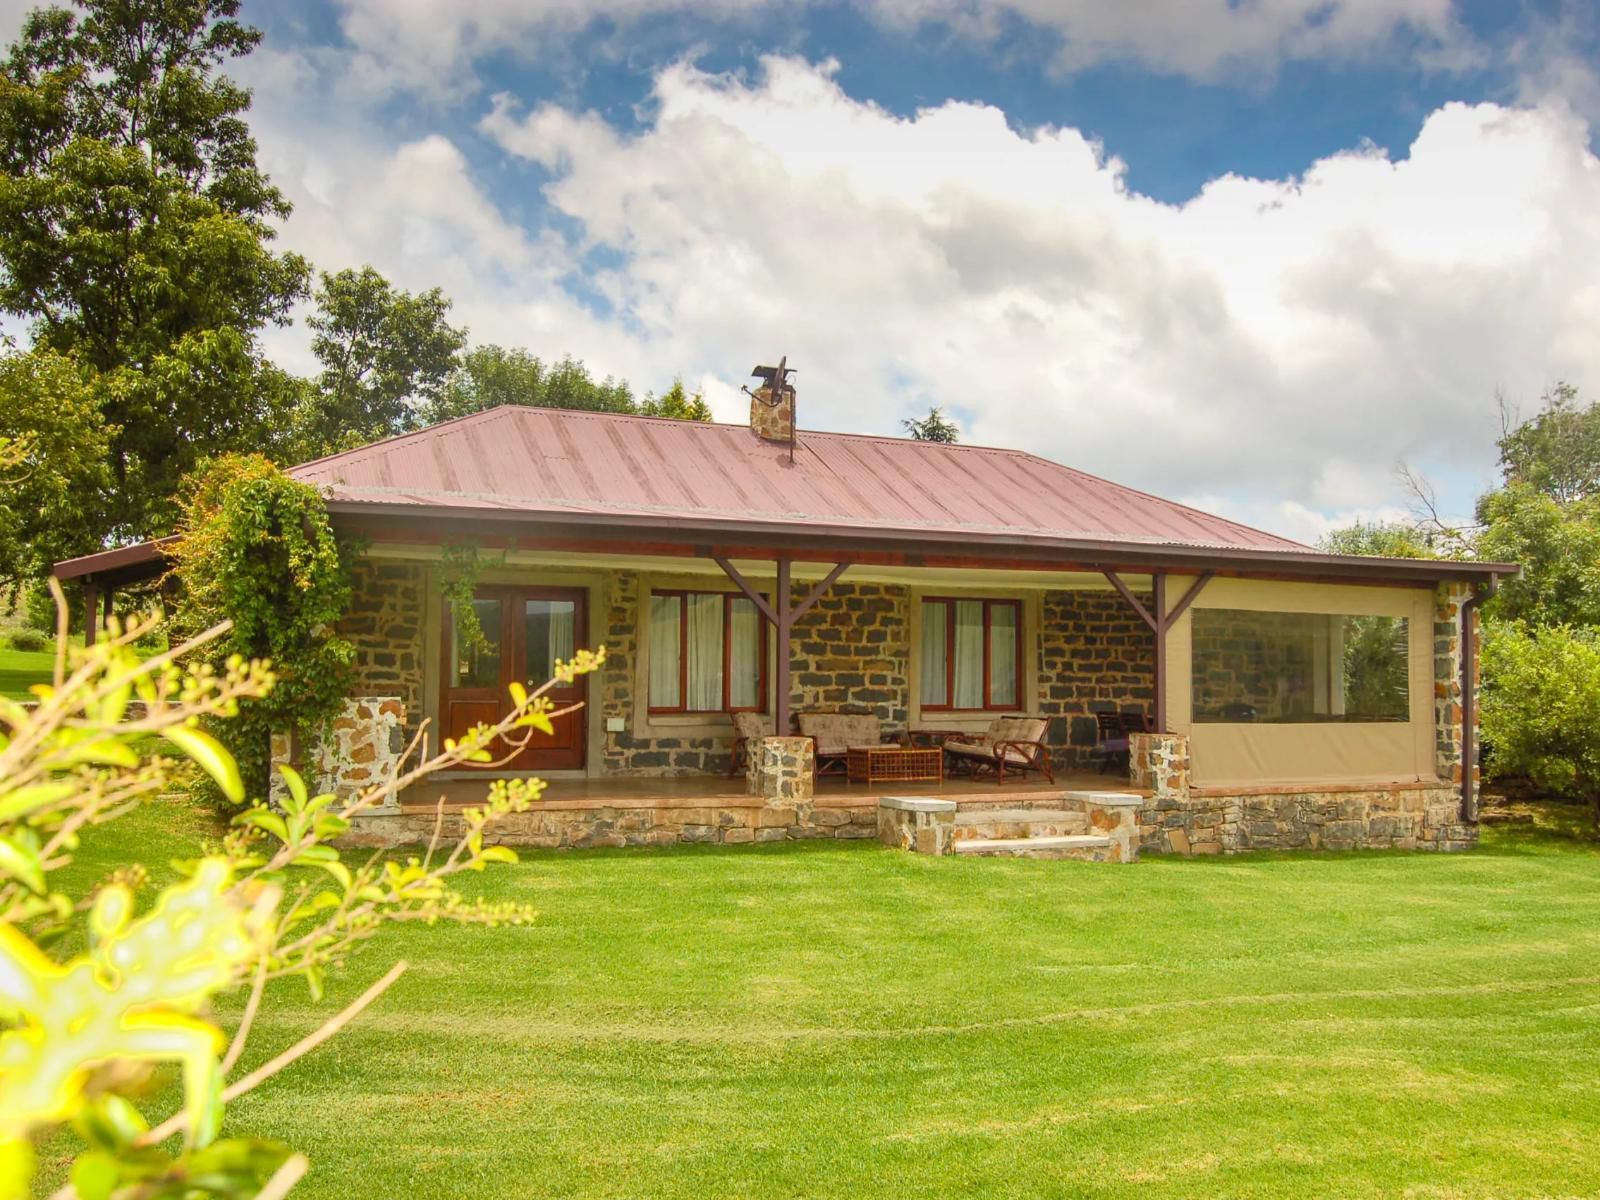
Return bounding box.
[920,597,1023,712]
[647,589,769,714]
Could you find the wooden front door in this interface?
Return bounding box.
[440,586,588,771]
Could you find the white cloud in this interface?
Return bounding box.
[467,56,1600,525]
[325,0,1471,86]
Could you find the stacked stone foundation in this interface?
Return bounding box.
[1130,732,1476,855]
[342,796,880,850]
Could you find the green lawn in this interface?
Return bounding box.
[0,645,54,699]
[42,802,1600,1198]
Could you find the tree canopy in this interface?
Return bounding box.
[903,406,959,443]
[0,0,310,540]
[426,344,636,426]
[291,267,466,458]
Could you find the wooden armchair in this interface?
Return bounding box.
[1093,710,1151,775]
[725,710,773,777]
[941,715,1054,784]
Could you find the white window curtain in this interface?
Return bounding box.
[685,593,725,711]
[920,601,948,706]
[953,600,984,708]
[548,601,575,666]
[989,604,1018,708]
[728,598,761,709]
[648,594,682,708]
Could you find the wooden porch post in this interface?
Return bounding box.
[82,580,99,647]
[774,557,792,735]
[711,555,850,737]
[1152,573,1168,734]
[1103,569,1213,734]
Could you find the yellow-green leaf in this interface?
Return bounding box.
[0,836,46,894]
[163,727,244,803]
[479,845,519,864]
[0,782,76,822]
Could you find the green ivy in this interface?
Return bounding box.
[440,541,488,658]
[169,455,354,799]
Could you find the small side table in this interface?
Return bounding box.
[846,744,944,786]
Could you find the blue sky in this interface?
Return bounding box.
[11,0,1600,542]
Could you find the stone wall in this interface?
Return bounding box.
[596,572,910,776]
[1037,589,1155,772]
[338,560,426,751]
[788,581,909,729]
[596,571,726,775]
[344,795,879,849]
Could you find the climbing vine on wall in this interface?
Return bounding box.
[169,455,355,798]
[440,541,489,658]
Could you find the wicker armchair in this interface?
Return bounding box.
[940,715,1054,784]
[798,711,896,776]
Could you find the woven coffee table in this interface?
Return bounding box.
[846,744,943,785]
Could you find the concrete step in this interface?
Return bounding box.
[953,834,1115,857]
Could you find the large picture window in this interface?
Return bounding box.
[647,590,766,713]
[919,597,1022,711]
[1191,608,1409,724]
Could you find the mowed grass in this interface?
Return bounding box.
[43,801,1600,1198]
[0,645,54,699]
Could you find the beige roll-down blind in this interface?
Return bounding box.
[1166,578,1438,787]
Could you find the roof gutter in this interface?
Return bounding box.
[1459,575,1499,823]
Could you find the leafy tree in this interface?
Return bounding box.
[638,377,712,422]
[425,344,636,425]
[168,456,355,797]
[1497,381,1600,503]
[1481,622,1600,826]
[1476,484,1600,628]
[902,406,959,443]
[0,347,110,587]
[292,267,466,458]
[0,0,310,539]
[1317,520,1436,559]
[0,587,605,1196]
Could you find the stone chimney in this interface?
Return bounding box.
[747,359,796,442]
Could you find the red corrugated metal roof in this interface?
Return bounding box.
[289,405,1310,553]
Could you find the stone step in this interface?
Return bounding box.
[953,834,1115,856]
[954,808,1080,824]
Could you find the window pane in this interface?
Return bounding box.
[522,599,575,685]
[953,600,984,708]
[1191,609,1409,723]
[451,598,502,688]
[685,593,725,711]
[989,603,1018,708]
[728,598,762,709]
[648,594,682,708]
[920,601,948,706]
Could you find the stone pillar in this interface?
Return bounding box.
[878,796,957,855]
[1129,731,1190,801]
[268,697,407,812]
[746,737,814,829]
